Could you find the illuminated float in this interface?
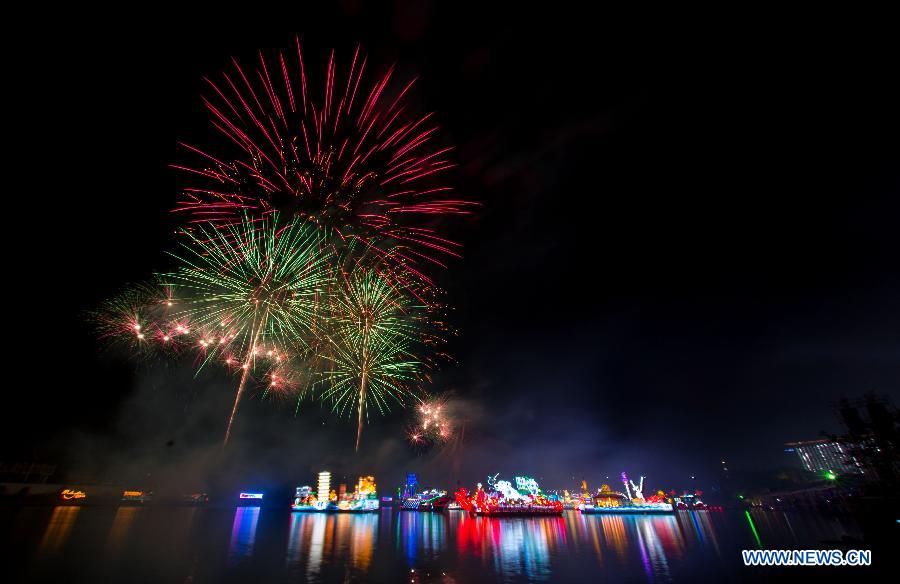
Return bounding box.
[399,473,450,511]
[238,491,264,506]
[579,473,674,514]
[292,471,336,511]
[402,488,450,511]
[182,492,209,505]
[338,476,379,512]
[292,471,379,512]
[673,491,708,510]
[562,480,591,509]
[59,489,87,501]
[455,474,563,516]
[121,490,153,504]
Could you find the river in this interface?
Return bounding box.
[1,505,884,582]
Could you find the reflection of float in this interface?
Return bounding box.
[292,472,379,512]
[579,474,674,514]
[456,474,563,516]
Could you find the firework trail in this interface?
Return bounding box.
[173,38,476,286]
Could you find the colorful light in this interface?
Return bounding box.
[106,214,336,445]
[745,510,762,548]
[92,43,468,450]
[316,269,439,450]
[60,489,86,501]
[455,474,563,516]
[317,471,331,502]
[173,38,476,287]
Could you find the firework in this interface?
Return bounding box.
[157,214,335,444]
[406,396,454,449]
[93,40,470,449]
[93,219,448,448]
[412,399,451,441]
[317,268,438,450]
[91,283,175,354]
[173,39,476,285]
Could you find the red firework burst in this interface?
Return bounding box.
[173,38,476,284]
[405,398,453,449]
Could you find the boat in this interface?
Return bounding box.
[401,488,450,511]
[292,472,379,512]
[291,485,334,512]
[673,491,708,510]
[181,492,209,505]
[561,486,591,510]
[456,474,563,516]
[121,490,153,504]
[237,491,264,506]
[338,476,379,512]
[579,474,674,514]
[397,473,450,511]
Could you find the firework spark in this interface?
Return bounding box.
[317,268,439,450]
[158,214,335,444]
[91,283,175,354]
[93,41,470,449]
[173,39,476,285]
[93,220,449,449]
[406,397,453,447]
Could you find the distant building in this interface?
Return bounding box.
[834,394,899,483]
[784,439,862,475]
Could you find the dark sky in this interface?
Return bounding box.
[5,6,898,492]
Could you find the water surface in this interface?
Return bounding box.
[1,506,880,582]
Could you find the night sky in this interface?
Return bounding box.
[5,6,898,492]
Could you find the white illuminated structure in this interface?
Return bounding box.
[494,480,525,501]
[621,472,633,500]
[629,476,645,501]
[317,471,331,507]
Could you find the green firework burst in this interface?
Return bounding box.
[317,269,437,450]
[160,214,336,443]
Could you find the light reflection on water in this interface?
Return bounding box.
[228,506,260,564]
[397,507,446,565]
[37,506,80,555]
[11,506,867,582]
[105,506,139,555]
[285,511,379,580]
